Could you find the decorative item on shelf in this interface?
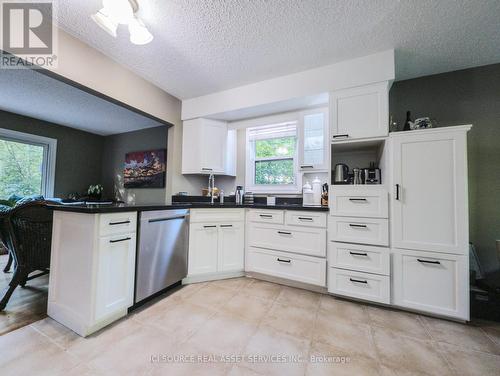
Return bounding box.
[244,191,254,205]
[413,117,433,129]
[201,188,209,197]
[302,181,314,206]
[403,111,413,131]
[219,190,224,204]
[87,184,103,200]
[321,183,329,206]
[177,191,188,196]
[124,149,166,188]
[266,196,276,206]
[389,114,398,132]
[312,177,322,205]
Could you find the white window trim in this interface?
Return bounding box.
[245,115,302,194]
[0,128,57,197]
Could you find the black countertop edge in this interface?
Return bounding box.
[47,203,329,214]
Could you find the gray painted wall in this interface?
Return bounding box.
[0,109,104,197]
[101,126,169,204]
[390,63,500,272]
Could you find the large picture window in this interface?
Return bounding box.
[0,128,57,198]
[246,121,301,193]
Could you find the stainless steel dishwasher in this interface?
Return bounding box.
[135,209,189,304]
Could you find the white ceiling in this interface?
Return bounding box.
[54,0,500,100]
[0,69,165,135]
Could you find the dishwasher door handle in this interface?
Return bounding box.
[148,215,188,223]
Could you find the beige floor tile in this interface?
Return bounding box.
[276,286,321,310]
[242,326,310,376]
[371,326,453,376]
[481,325,500,347]
[227,364,266,375]
[366,305,431,340]
[30,317,82,349]
[151,360,228,376]
[168,282,207,300]
[148,300,217,343]
[422,316,500,355]
[184,283,239,310]
[186,312,258,355]
[86,323,177,376]
[239,279,283,300]
[319,295,369,324]
[64,316,145,361]
[261,301,317,339]
[219,293,274,324]
[0,325,80,376]
[306,340,382,376]
[313,312,375,358]
[439,342,500,376]
[209,277,253,291]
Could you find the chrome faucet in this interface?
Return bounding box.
[208,173,215,204]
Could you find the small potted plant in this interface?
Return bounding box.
[87,184,104,201]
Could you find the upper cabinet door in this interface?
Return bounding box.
[182,118,227,174]
[391,127,470,254]
[330,81,389,141]
[298,108,329,171]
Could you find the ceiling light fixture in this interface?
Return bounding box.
[91,0,153,45]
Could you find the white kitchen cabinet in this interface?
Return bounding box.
[49,211,137,337]
[328,216,389,247]
[186,209,245,282]
[329,185,388,218]
[218,222,245,272]
[188,223,219,275]
[329,81,389,141]
[181,118,228,174]
[392,248,469,320]
[298,108,329,171]
[391,125,472,255]
[328,268,390,304]
[95,234,136,321]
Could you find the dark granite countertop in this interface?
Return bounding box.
[47,202,329,214]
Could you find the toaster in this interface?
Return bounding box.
[363,168,381,184]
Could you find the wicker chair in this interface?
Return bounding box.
[0,201,53,310]
[0,213,15,272]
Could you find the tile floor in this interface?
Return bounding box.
[1,277,500,376]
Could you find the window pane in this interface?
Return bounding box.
[255,159,294,185]
[255,137,296,158]
[0,139,44,198]
[303,113,325,165]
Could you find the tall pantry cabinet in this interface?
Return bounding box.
[390,125,472,320]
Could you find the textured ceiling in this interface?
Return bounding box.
[0,69,164,135]
[54,0,500,100]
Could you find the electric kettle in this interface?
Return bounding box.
[334,163,349,184]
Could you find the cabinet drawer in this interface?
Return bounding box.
[392,249,468,320]
[247,247,326,287]
[328,216,388,246]
[190,209,244,223]
[328,268,390,304]
[248,223,326,257]
[247,209,284,224]
[328,243,389,275]
[285,211,327,228]
[329,186,388,218]
[99,212,137,236]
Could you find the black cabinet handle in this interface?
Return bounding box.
[332,134,349,139]
[259,214,273,218]
[277,231,292,235]
[201,167,213,171]
[298,217,313,221]
[300,165,314,169]
[109,237,131,243]
[203,225,217,228]
[395,184,400,200]
[277,258,291,263]
[149,215,186,223]
[109,220,130,226]
[417,259,441,265]
[220,224,233,228]
[349,251,368,257]
[349,224,367,228]
[349,198,367,202]
[350,278,368,284]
